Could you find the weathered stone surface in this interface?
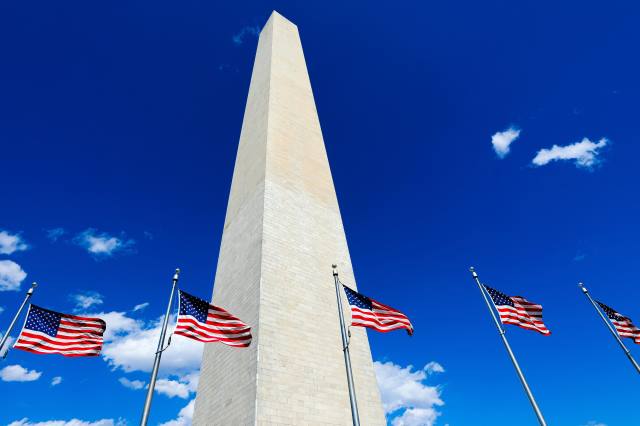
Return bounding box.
[193,11,385,425]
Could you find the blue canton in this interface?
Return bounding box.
[597,302,624,321]
[343,285,373,310]
[484,285,515,307]
[25,305,61,337]
[179,291,209,323]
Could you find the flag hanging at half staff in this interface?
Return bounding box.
[596,301,640,344]
[174,290,252,347]
[14,305,106,357]
[342,284,413,335]
[484,285,551,335]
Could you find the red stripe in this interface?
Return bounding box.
[176,317,251,336]
[13,345,101,357]
[59,319,105,330]
[15,339,103,353]
[174,328,251,347]
[351,310,412,326]
[18,331,102,346]
[174,324,251,342]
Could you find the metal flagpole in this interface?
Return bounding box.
[332,264,361,426]
[579,282,640,374]
[470,267,547,426]
[0,282,37,357]
[140,268,180,426]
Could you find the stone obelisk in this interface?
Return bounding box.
[193,11,385,425]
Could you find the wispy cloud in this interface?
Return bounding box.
[119,377,145,390]
[51,376,62,386]
[0,230,29,255]
[0,260,27,291]
[232,25,260,45]
[46,228,66,242]
[132,302,150,312]
[71,291,104,311]
[160,399,195,426]
[74,229,135,258]
[583,422,607,426]
[0,364,42,382]
[374,360,445,426]
[0,306,4,314]
[532,137,609,169]
[491,126,521,158]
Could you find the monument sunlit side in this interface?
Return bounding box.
[192,11,385,425]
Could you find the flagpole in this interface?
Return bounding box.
[579,283,640,374]
[332,265,360,426]
[470,267,547,426]
[0,282,37,356]
[140,268,180,426]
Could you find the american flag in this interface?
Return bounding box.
[484,285,551,335]
[342,284,413,335]
[597,301,640,344]
[14,305,105,357]
[174,290,252,347]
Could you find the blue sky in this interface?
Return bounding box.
[1,1,639,425]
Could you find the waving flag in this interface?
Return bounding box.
[14,305,105,357]
[484,285,551,335]
[342,284,413,335]
[597,301,640,344]
[174,290,252,347]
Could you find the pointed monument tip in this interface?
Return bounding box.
[265,10,297,29]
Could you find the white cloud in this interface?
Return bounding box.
[86,311,140,341]
[374,360,445,426]
[160,399,195,426]
[392,408,440,426]
[532,137,608,169]
[74,229,134,257]
[87,310,201,413]
[156,379,190,398]
[155,371,200,399]
[46,227,66,242]
[0,260,27,291]
[583,422,607,426]
[119,377,145,390]
[8,419,124,426]
[132,302,149,312]
[491,126,521,158]
[0,230,29,254]
[101,313,203,374]
[232,25,260,45]
[71,291,104,311]
[51,376,62,386]
[424,362,444,374]
[0,364,42,382]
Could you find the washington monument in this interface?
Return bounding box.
[193,11,385,425]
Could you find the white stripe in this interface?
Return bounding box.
[13,343,101,355]
[16,335,103,350]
